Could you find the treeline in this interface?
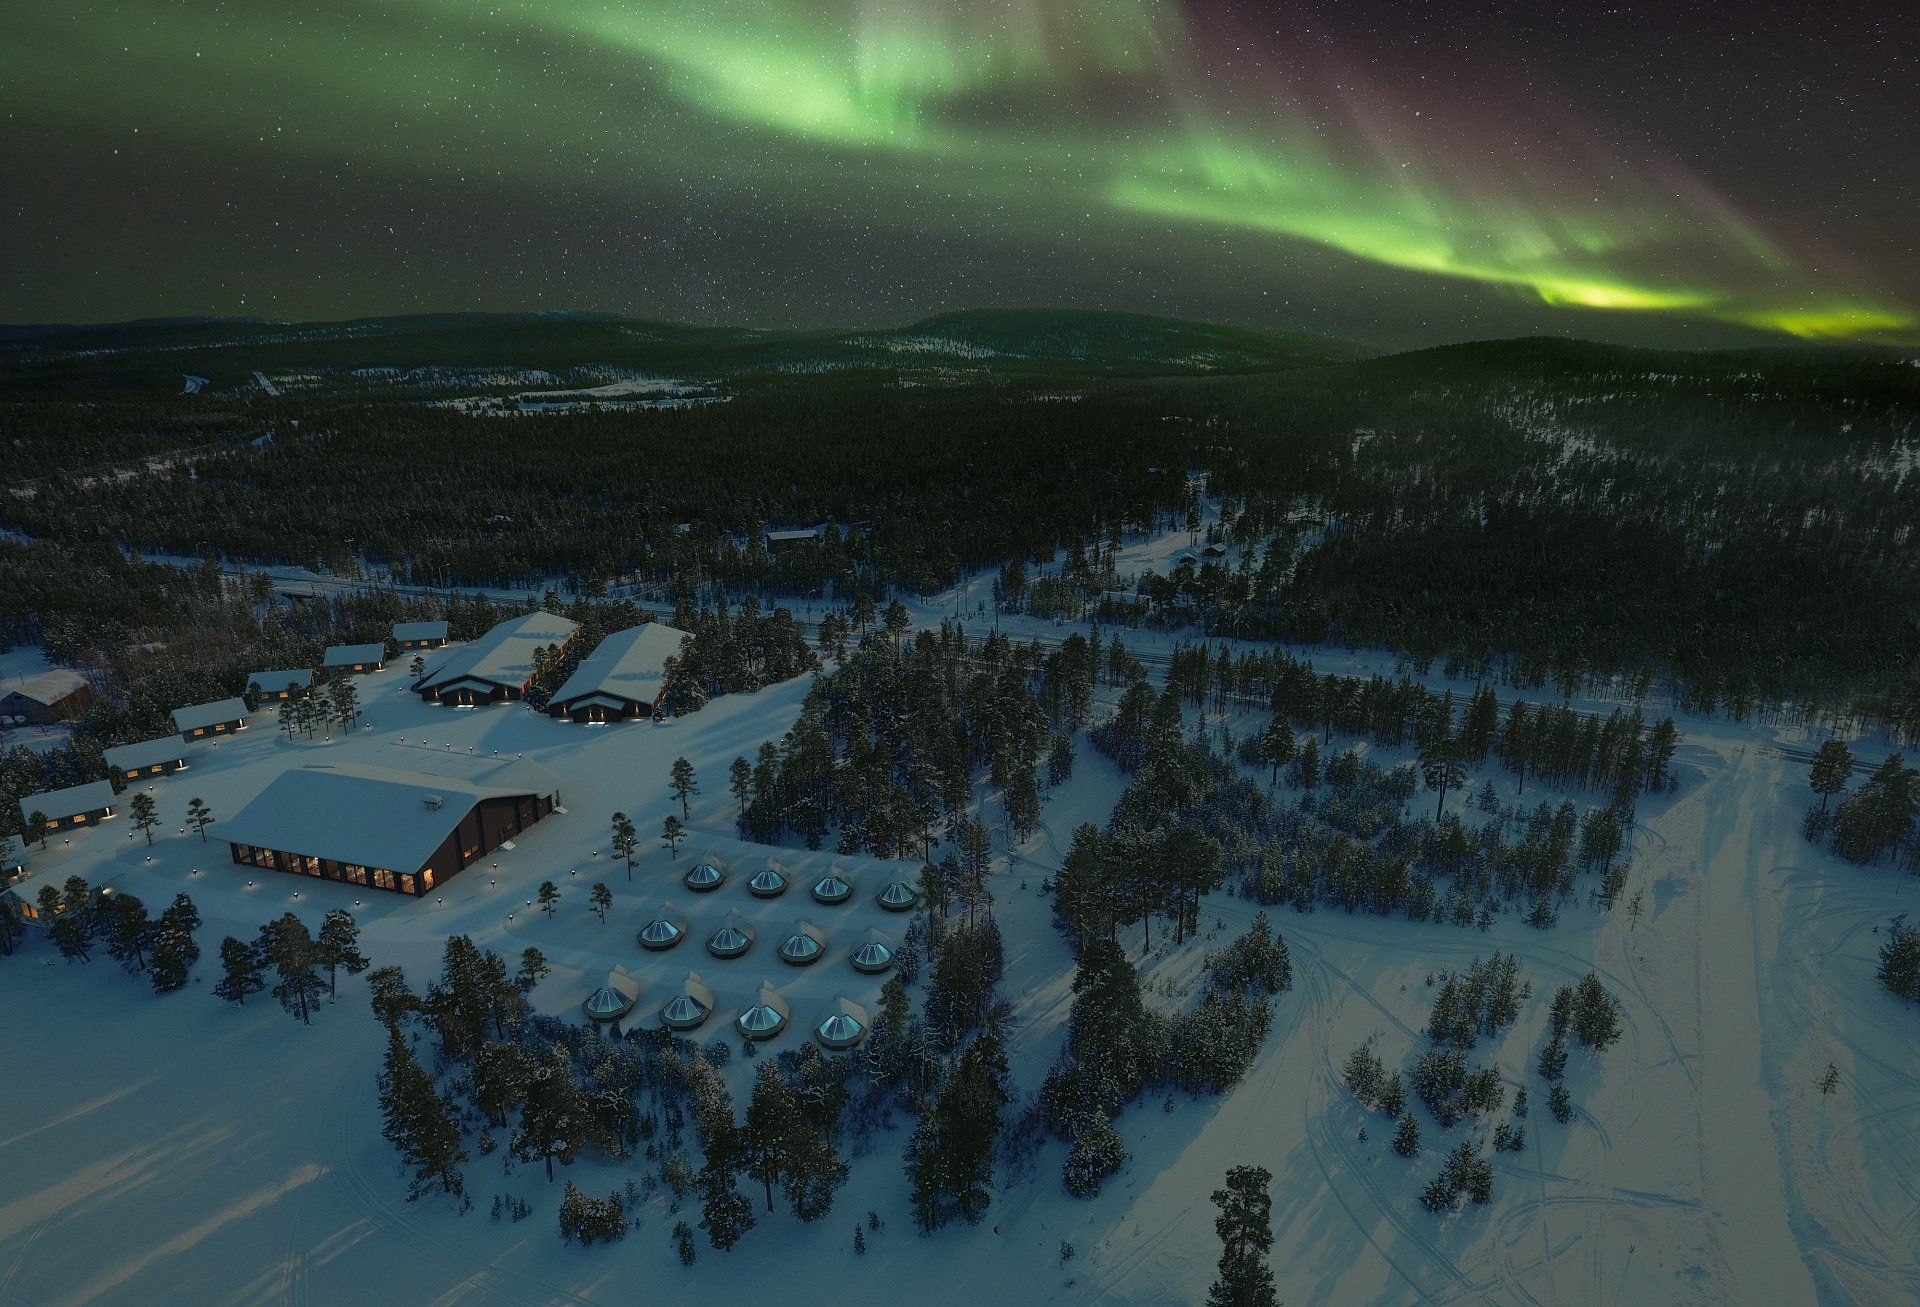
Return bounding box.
[1802,743,1920,872]
[1156,642,1681,800]
[2,379,1198,596]
[1090,678,1649,929]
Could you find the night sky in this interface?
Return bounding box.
[6,1,1914,346]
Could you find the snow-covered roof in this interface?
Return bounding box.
[392,620,449,642]
[103,737,189,772]
[0,669,88,707]
[323,643,385,667]
[171,698,249,734]
[549,623,687,710]
[246,669,312,692]
[765,527,821,543]
[415,611,579,694]
[0,835,24,869]
[19,779,116,824]
[217,757,560,873]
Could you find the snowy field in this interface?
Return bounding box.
[4,580,1919,1304]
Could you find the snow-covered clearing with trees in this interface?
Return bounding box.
[2,577,1916,1305]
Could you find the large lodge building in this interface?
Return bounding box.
[547,622,687,722]
[413,611,579,706]
[220,752,564,896]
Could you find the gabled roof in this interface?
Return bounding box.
[103,737,189,772]
[246,668,313,692]
[19,779,116,824]
[323,643,385,666]
[415,611,579,694]
[550,623,687,710]
[0,669,89,707]
[172,698,249,733]
[392,620,449,642]
[218,756,558,873]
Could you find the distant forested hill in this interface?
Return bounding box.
[1,316,1914,732]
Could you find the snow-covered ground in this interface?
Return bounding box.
[6,527,1917,1305]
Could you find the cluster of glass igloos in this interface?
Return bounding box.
[636,864,913,972]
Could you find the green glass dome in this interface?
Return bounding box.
[637,918,684,950]
[849,939,894,974]
[747,868,790,898]
[876,881,918,912]
[684,862,726,892]
[736,1003,787,1040]
[778,930,825,966]
[707,925,753,958]
[810,874,853,905]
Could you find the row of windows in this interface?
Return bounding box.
[232,845,431,896]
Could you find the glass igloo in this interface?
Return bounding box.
[810,873,853,906]
[747,867,790,899]
[707,921,754,959]
[684,861,726,893]
[876,880,919,912]
[849,936,895,975]
[637,914,685,951]
[778,924,826,967]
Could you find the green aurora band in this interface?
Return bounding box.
[9,0,1911,341]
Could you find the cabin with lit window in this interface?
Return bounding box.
[547,622,688,722]
[172,698,249,743]
[219,753,563,896]
[323,643,386,674]
[1,669,92,725]
[412,611,579,706]
[247,668,313,702]
[393,620,450,650]
[103,737,190,781]
[19,779,117,833]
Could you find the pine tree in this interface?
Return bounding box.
[537,881,560,918]
[316,908,369,996]
[513,1046,591,1182]
[147,895,200,993]
[1808,740,1854,813]
[368,964,420,1032]
[1205,1165,1278,1307]
[130,791,161,846]
[516,946,550,992]
[610,811,638,880]
[213,936,266,1005]
[101,892,150,974]
[670,756,700,820]
[378,1027,468,1199]
[186,796,215,842]
[661,814,687,859]
[1878,915,1920,1002]
[1392,1112,1421,1158]
[589,882,612,923]
[257,912,323,1024]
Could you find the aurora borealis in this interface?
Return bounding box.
[6,1,1914,345]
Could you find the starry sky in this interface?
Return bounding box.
[5,1,1915,347]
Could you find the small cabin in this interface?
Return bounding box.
[247,669,313,702]
[19,779,117,833]
[172,698,249,743]
[323,643,386,674]
[103,737,190,781]
[392,621,450,651]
